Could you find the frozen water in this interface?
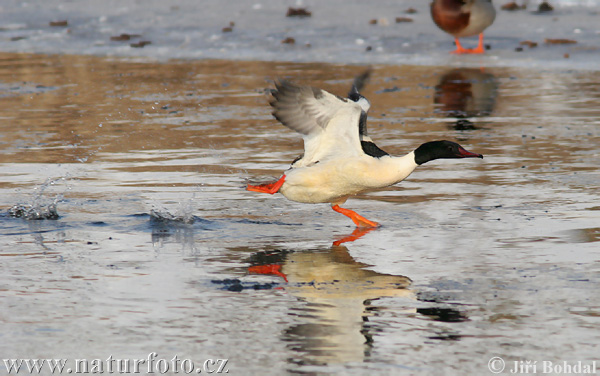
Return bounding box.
[0,0,599,70]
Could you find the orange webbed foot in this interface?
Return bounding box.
[451,34,486,55]
[331,204,379,228]
[452,47,485,55]
[246,175,286,194]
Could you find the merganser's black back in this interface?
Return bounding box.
[347,71,390,159]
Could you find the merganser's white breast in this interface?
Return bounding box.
[280,152,418,204]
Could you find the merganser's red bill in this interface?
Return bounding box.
[458,147,483,159]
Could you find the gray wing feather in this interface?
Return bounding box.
[270,80,364,165]
[271,81,350,136]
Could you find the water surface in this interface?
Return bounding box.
[1,53,599,375]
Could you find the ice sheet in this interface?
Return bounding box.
[0,0,599,69]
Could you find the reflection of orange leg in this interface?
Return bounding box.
[247,175,285,194]
[333,226,378,246]
[248,264,288,282]
[331,204,379,228]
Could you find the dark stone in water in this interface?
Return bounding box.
[253,283,275,290]
[376,86,407,93]
[130,41,151,48]
[227,283,243,292]
[211,278,279,292]
[286,7,311,17]
[211,278,242,284]
[417,307,469,323]
[49,20,68,27]
[538,1,554,12]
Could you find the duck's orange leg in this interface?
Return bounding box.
[451,34,486,54]
[247,175,286,194]
[451,38,471,54]
[331,204,379,228]
[470,33,486,54]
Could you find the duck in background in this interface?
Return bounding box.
[431,0,496,54]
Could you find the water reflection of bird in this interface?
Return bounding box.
[247,79,483,228]
[246,226,470,363]
[434,68,498,129]
[247,242,413,366]
[431,0,496,54]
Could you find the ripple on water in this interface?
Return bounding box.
[1,54,600,374]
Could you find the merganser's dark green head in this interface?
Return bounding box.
[415,140,483,165]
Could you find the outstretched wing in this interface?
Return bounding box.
[270,81,364,166]
[349,67,372,96]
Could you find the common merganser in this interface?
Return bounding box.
[431,0,496,54]
[247,80,483,228]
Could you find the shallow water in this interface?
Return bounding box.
[1,53,599,375]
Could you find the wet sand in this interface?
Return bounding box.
[1,53,599,374]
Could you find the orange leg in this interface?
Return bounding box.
[471,33,486,54]
[247,175,286,194]
[333,226,378,246]
[452,34,486,54]
[331,204,379,228]
[451,38,471,54]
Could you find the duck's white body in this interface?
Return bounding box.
[281,152,417,204]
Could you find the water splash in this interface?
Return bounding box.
[149,208,195,224]
[8,203,59,220]
[8,176,69,220]
[149,194,197,224]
